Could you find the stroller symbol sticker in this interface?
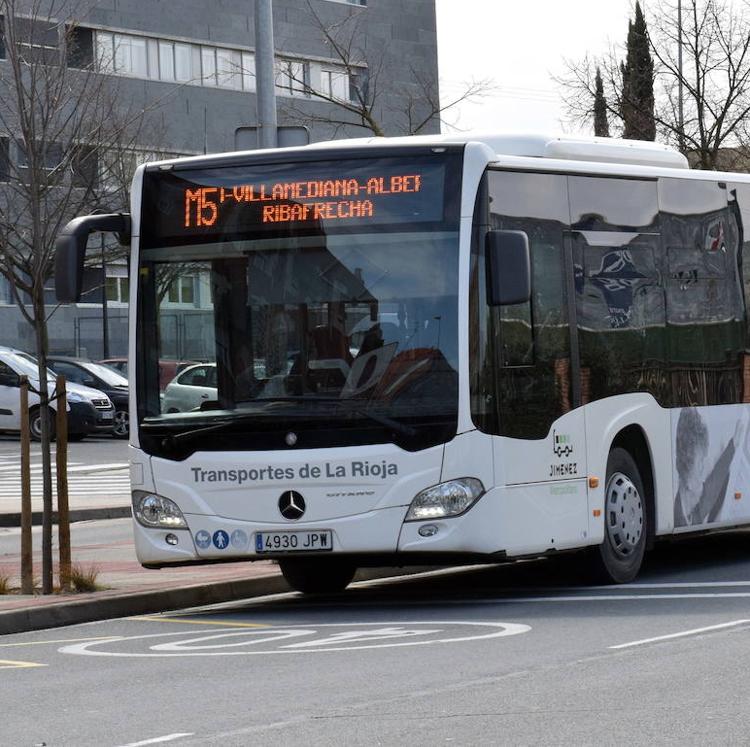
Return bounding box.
[194,530,211,550]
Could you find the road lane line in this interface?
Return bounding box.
[0,658,45,669]
[117,734,193,747]
[588,581,750,589]
[357,573,750,593]
[0,635,120,647]
[130,615,270,628]
[67,463,129,473]
[609,619,750,649]
[229,591,750,611]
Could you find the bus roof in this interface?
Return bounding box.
[142,132,750,185]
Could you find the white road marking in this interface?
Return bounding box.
[353,569,750,594]
[0,469,130,501]
[587,581,750,589]
[117,734,193,747]
[0,635,121,648]
[66,463,129,474]
[610,619,750,649]
[60,621,531,657]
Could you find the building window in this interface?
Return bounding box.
[71,144,98,188]
[0,137,8,182]
[217,48,241,89]
[106,275,129,304]
[174,43,191,82]
[115,34,148,77]
[158,40,175,81]
[275,59,306,96]
[0,275,12,304]
[201,47,217,86]
[320,68,350,100]
[241,51,255,91]
[95,30,113,72]
[67,25,93,68]
[0,15,5,60]
[92,29,312,98]
[16,140,64,181]
[167,276,196,305]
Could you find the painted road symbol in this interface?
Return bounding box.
[59,621,531,658]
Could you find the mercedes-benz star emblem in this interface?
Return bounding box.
[285,432,298,446]
[279,490,306,520]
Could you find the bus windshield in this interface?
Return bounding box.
[136,152,462,456]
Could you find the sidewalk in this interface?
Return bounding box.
[0,515,289,635]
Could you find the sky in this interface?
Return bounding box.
[435,0,637,135]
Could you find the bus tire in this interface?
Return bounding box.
[592,447,647,584]
[279,558,357,594]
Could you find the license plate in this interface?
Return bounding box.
[255,530,332,553]
[100,412,113,420]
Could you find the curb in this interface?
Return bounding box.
[0,566,438,636]
[0,506,131,528]
[0,573,291,636]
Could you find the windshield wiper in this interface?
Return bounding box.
[143,396,417,446]
[252,396,418,438]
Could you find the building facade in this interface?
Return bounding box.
[0,0,439,357]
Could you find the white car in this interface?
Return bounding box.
[161,363,218,413]
[0,347,115,440]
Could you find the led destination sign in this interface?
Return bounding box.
[141,154,459,247]
[185,173,424,228]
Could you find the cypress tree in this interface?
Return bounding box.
[621,2,656,140]
[594,67,610,137]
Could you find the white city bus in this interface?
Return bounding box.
[56,133,750,592]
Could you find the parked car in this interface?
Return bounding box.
[162,362,218,413]
[46,357,129,439]
[0,347,115,441]
[99,357,196,391]
[99,358,128,377]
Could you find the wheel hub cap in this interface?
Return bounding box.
[605,471,643,557]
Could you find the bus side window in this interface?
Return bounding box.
[474,170,572,439]
[569,176,664,406]
[729,183,750,403]
[660,177,742,407]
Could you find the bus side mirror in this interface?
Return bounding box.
[55,213,132,303]
[485,229,531,306]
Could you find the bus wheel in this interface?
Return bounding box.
[279,558,356,594]
[593,447,647,584]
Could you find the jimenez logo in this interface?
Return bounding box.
[553,431,574,458]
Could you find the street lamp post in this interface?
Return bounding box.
[254,0,278,150]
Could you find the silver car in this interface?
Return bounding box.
[161,363,217,413]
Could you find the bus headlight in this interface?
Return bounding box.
[405,478,485,521]
[132,490,188,529]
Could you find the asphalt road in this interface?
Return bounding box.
[0,432,128,465]
[0,435,130,514]
[4,532,750,746]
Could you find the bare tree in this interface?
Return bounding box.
[0,0,152,592]
[277,1,492,137]
[559,0,750,170]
